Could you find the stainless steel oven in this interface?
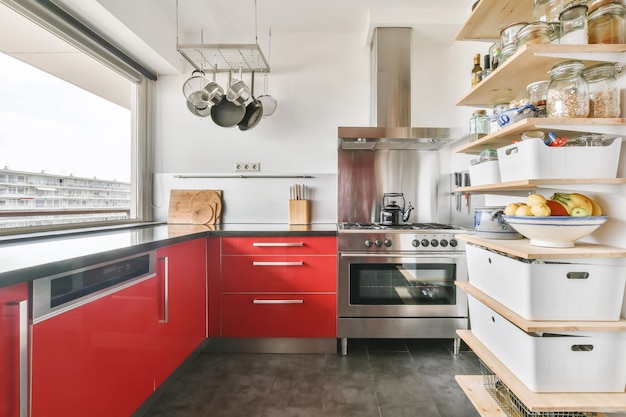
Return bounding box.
[337,223,469,355]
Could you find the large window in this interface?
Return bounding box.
[0,1,153,233]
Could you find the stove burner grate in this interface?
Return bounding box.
[339,222,459,231]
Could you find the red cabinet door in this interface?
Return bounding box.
[31,276,158,417]
[153,238,207,386]
[0,283,28,417]
[221,293,336,337]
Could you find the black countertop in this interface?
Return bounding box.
[0,222,337,288]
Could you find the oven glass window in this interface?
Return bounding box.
[349,263,456,305]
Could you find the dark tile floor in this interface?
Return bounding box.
[142,338,482,417]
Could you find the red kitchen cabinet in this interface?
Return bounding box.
[0,283,28,417]
[31,276,158,417]
[153,237,207,386]
[220,236,337,338]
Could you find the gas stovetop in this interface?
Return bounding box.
[338,222,467,253]
[339,222,459,231]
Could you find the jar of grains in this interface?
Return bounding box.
[588,2,625,44]
[559,1,589,44]
[583,62,621,118]
[547,60,589,118]
[516,22,553,48]
[470,109,490,142]
[527,80,550,116]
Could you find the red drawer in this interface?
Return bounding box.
[221,293,336,338]
[221,236,336,255]
[222,255,336,292]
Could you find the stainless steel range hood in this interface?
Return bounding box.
[338,27,460,150]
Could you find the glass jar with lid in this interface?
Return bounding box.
[516,22,553,48]
[559,0,589,44]
[588,2,625,44]
[547,60,589,118]
[583,62,621,118]
[527,80,550,116]
[470,109,490,142]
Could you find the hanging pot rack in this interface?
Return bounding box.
[175,0,270,73]
[177,43,269,73]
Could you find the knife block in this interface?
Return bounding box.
[289,200,310,225]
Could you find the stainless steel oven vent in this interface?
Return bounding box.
[338,27,460,150]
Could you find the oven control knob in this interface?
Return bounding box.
[384,239,392,247]
[364,239,373,248]
[430,239,439,247]
[411,239,420,247]
[440,239,449,247]
[374,239,383,247]
[450,239,458,247]
[421,239,429,247]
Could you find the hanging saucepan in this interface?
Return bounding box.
[238,70,264,131]
[201,65,223,106]
[186,99,211,117]
[257,71,277,117]
[226,66,251,107]
[210,70,245,127]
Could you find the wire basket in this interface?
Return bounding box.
[479,360,598,417]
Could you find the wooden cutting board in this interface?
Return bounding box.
[168,189,222,225]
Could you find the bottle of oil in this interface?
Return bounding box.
[471,53,482,87]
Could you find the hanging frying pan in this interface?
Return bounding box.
[210,70,245,127]
[238,70,264,131]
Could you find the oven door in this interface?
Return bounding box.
[338,252,467,318]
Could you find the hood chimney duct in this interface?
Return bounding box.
[371,27,411,128]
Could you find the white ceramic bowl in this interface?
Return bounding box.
[501,215,608,248]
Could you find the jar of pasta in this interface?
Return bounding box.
[547,60,589,118]
[583,62,621,118]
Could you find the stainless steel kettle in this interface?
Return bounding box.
[380,193,414,225]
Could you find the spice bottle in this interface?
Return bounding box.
[527,80,550,116]
[559,1,589,44]
[583,62,621,118]
[547,60,589,118]
[588,2,625,44]
[470,110,490,142]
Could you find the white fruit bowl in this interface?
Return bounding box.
[501,215,609,248]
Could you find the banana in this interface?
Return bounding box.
[550,192,596,216]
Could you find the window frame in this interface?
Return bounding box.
[0,0,155,235]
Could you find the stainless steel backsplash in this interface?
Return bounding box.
[338,149,440,224]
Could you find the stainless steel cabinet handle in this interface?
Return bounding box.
[252,261,304,266]
[9,300,28,417]
[252,299,304,304]
[159,257,169,323]
[252,242,304,247]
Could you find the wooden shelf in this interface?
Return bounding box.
[458,330,626,413]
[456,234,626,259]
[455,178,626,193]
[455,375,508,416]
[455,0,532,42]
[457,281,626,332]
[455,118,626,154]
[457,44,626,108]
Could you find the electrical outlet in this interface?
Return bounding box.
[235,162,261,172]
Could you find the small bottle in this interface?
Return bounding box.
[480,54,491,81]
[471,53,482,87]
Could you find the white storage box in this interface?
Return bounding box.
[468,295,626,392]
[466,244,626,321]
[469,159,501,186]
[497,138,622,181]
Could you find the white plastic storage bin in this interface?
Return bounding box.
[466,244,626,321]
[468,295,626,392]
[469,159,500,186]
[497,138,621,181]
